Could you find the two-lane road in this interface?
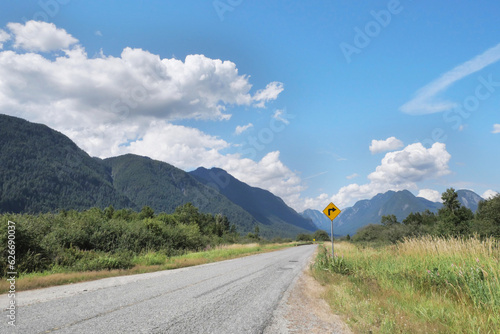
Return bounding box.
[1,244,317,333]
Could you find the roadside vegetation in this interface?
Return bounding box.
[0,202,302,293]
[354,188,500,244]
[312,189,500,333]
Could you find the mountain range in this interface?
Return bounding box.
[190,167,316,235]
[1,114,486,238]
[0,114,313,238]
[302,189,484,236]
[0,114,134,213]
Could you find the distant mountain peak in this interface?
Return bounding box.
[190,167,317,233]
[302,188,482,236]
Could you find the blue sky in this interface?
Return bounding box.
[0,0,499,211]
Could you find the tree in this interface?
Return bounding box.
[139,206,155,219]
[254,225,260,240]
[437,188,473,236]
[174,203,200,225]
[104,205,115,220]
[402,210,436,236]
[473,195,500,237]
[381,214,399,226]
[215,214,230,237]
[441,188,460,213]
[313,229,330,241]
[352,224,386,242]
[296,233,313,242]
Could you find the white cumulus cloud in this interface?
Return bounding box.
[369,137,404,154]
[222,151,306,205]
[330,143,451,208]
[0,22,305,211]
[417,189,443,203]
[368,143,451,185]
[0,22,284,155]
[482,189,499,200]
[0,29,10,49]
[7,21,78,52]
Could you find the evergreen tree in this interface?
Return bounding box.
[473,195,500,237]
[441,188,460,213]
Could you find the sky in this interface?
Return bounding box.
[0,0,499,212]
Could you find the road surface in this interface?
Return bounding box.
[1,244,317,333]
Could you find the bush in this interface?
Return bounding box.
[0,203,236,276]
[134,252,167,266]
[73,251,133,271]
[313,245,351,275]
[296,233,313,242]
[313,229,330,241]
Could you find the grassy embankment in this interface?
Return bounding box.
[0,242,301,294]
[312,236,500,333]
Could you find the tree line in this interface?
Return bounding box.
[354,188,500,243]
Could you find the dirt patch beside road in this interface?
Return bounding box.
[265,248,352,334]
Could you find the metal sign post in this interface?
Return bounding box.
[322,202,341,258]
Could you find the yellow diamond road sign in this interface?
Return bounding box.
[323,202,341,221]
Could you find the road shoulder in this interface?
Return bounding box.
[264,248,352,334]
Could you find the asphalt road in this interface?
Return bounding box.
[1,244,317,333]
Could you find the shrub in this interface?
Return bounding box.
[296,233,313,242]
[313,229,330,241]
[73,251,133,271]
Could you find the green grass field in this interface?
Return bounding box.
[312,236,500,333]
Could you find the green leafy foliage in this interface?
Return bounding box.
[473,194,500,238]
[0,203,237,276]
[313,245,351,275]
[313,229,330,241]
[296,233,313,242]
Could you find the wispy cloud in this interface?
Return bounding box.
[253,82,284,108]
[273,109,290,125]
[234,123,253,135]
[400,42,500,115]
[346,173,359,180]
[492,124,500,134]
[318,150,347,162]
[303,171,328,180]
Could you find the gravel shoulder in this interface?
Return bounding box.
[264,248,352,334]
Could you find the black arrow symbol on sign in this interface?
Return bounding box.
[328,208,336,216]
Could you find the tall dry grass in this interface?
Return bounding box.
[397,234,499,258]
[313,236,500,333]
